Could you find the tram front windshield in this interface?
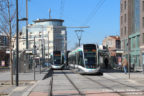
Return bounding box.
[54,56,61,65]
[84,44,97,68]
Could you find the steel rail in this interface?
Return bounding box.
[62,70,85,96]
[84,76,124,96]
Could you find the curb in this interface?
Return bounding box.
[22,68,52,96]
[22,81,40,96]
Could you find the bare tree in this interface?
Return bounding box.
[0,0,16,85]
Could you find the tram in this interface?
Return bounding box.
[68,44,107,74]
[50,51,65,69]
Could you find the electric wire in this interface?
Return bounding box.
[82,0,106,26]
[60,0,65,19]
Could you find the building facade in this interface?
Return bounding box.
[140,0,144,71]
[120,0,142,71]
[102,36,121,67]
[13,19,66,60]
[0,35,9,66]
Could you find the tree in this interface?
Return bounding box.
[0,0,16,85]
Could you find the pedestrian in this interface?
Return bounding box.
[122,57,128,74]
[104,58,109,69]
[118,62,122,70]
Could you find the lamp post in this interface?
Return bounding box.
[33,36,36,80]
[16,0,28,85]
[128,38,130,79]
[26,0,28,49]
[16,0,19,86]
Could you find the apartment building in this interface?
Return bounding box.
[120,0,143,71]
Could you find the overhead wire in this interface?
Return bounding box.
[82,0,106,26]
[60,0,65,19]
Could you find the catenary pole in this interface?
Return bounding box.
[26,0,28,49]
[16,0,19,86]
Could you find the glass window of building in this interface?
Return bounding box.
[137,36,140,47]
[116,40,120,49]
[143,33,144,43]
[124,0,126,9]
[121,16,123,25]
[125,26,126,35]
[121,3,123,12]
[125,14,126,23]
[133,0,140,33]
[143,1,144,11]
[143,17,144,28]
[121,28,123,36]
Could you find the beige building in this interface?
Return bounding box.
[102,36,121,67]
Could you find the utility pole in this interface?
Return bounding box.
[41,42,44,67]
[48,31,49,62]
[16,0,19,86]
[33,37,36,80]
[26,0,28,49]
[75,30,84,46]
[128,38,130,79]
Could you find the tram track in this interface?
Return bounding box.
[50,70,85,96]
[84,75,144,96]
[62,70,85,96]
[101,76,144,95]
[84,76,125,96]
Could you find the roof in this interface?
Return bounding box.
[108,36,120,40]
[33,19,64,23]
[110,36,120,40]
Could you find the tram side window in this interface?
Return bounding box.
[79,51,84,67]
[71,55,75,64]
[68,56,72,64]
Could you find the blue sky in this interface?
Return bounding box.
[19,0,120,50]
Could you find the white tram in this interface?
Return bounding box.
[50,51,65,70]
[68,44,108,74]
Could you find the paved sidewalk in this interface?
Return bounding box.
[26,77,52,96]
[0,67,50,96]
[103,71,144,85]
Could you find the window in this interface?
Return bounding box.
[143,33,144,43]
[121,16,123,25]
[143,1,144,11]
[124,1,126,9]
[125,14,126,23]
[137,36,140,47]
[116,40,121,49]
[133,37,136,48]
[121,3,123,12]
[121,28,123,36]
[125,26,126,35]
[143,17,144,28]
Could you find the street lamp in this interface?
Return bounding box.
[16,0,28,86]
[16,0,19,86]
[33,36,36,80]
